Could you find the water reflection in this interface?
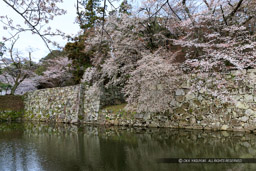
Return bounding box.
[0,122,256,171]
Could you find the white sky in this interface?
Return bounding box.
[0,0,80,62]
[0,0,139,62]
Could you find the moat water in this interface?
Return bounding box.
[0,122,256,171]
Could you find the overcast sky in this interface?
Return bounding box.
[0,0,139,63]
[0,0,80,62]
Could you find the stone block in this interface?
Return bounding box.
[71,119,78,123]
[231,69,246,76]
[192,125,203,130]
[180,81,190,89]
[170,99,177,107]
[244,95,254,102]
[185,92,196,100]
[247,69,256,73]
[148,122,159,128]
[176,95,185,102]
[134,114,144,119]
[175,89,185,96]
[236,102,249,109]
[143,113,151,120]
[240,116,249,122]
[221,131,230,137]
[178,121,190,127]
[232,126,244,131]
[245,109,255,116]
[156,84,164,90]
[231,119,241,126]
[220,125,229,131]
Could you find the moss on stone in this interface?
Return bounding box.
[102,104,127,114]
[78,115,84,120]
[0,110,23,121]
[188,108,193,114]
[101,103,136,119]
[30,114,35,119]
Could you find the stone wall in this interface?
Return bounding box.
[24,83,127,124]
[98,69,256,132]
[24,69,256,132]
[24,84,101,123]
[82,85,101,122]
[166,69,256,132]
[24,85,81,123]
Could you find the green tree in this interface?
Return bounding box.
[65,0,104,83]
[64,35,92,84]
[77,0,104,31]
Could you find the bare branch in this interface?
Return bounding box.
[240,16,253,26]
[107,0,117,10]
[182,0,195,25]
[227,0,244,18]
[203,0,211,10]
[149,0,168,19]
[220,5,228,25]
[2,0,66,53]
[167,0,182,21]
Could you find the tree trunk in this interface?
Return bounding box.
[10,83,19,95]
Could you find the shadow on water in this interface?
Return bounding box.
[0,122,256,171]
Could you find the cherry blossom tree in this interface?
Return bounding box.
[1,0,67,50]
[0,38,37,95]
[39,56,74,88]
[124,49,183,113]
[80,0,256,113]
[0,42,5,57]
